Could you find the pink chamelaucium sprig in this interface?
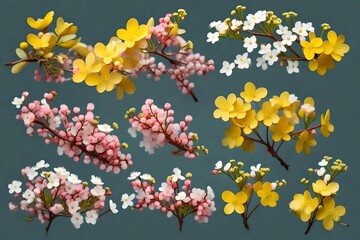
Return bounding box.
[125,99,208,159]
[121,168,216,231]
[13,91,132,174]
[8,160,119,233]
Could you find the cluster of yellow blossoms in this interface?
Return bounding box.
[289,156,348,234]
[214,159,285,229]
[214,82,334,169]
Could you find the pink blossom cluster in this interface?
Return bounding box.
[8,160,118,232]
[133,13,215,101]
[126,99,207,159]
[14,91,132,173]
[124,168,216,231]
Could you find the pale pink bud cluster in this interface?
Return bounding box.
[8,161,118,231]
[124,168,216,231]
[127,99,205,159]
[15,92,132,173]
[33,56,72,83]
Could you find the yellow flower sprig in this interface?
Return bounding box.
[213,159,286,230]
[214,82,334,170]
[289,156,349,234]
[209,4,349,75]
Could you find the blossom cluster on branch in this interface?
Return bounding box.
[5,9,214,101]
[121,168,216,231]
[207,4,349,76]
[213,82,334,169]
[8,160,118,233]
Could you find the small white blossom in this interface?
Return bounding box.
[286,60,299,74]
[128,127,137,138]
[90,175,104,185]
[91,185,105,197]
[271,182,277,190]
[175,192,190,203]
[48,116,61,130]
[121,193,135,209]
[12,96,25,108]
[258,43,272,55]
[140,173,153,181]
[318,159,328,167]
[65,181,77,194]
[109,200,119,214]
[54,167,70,179]
[85,210,98,225]
[230,19,243,30]
[209,20,221,29]
[264,50,279,66]
[159,182,174,196]
[324,174,331,184]
[273,41,287,53]
[190,188,206,202]
[67,174,82,184]
[234,53,251,69]
[47,172,60,189]
[289,94,298,104]
[8,180,22,194]
[301,104,315,114]
[127,171,141,180]
[215,22,229,34]
[33,160,49,170]
[223,162,231,171]
[282,31,297,46]
[304,22,314,32]
[250,163,261,177]
[206,186,215,200]
[255,10,267,22]
[171,168,185,182]
[317,167,326,177]
[242,20,255,30]
[98,123,113,133]
[243,36,257,52]
[214,160,223,170]
[276,25,289,35]
[207,32,219,44]
[292,21,308,41]
[256,56,268,70]
[219,61,235,76]
[68,201,80,214]
[26,167,38,181]
[22,189,35,204]
[71,212,84,229]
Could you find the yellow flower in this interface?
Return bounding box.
[169,23,186,35]
[232,110,258,134]
[116,77,136,100]
[95,65,123,93]
[283,101,300,125]
[295,131,317,154]
[320,109,334,137]
[116,18,149,48]
[94,39,126,64]
[72,42,91,57]
[72,52,102,84]
[55,17,78,37]
[241,139,255,153]
[289,190,319,222]
[322,31,350,61]
[312,180,339,197]
[269,91,291,108]
[231,98,251,119]
[222,124,244,149]
[315,197,346,230]
[254,181,279,207]
[256,101,280,126]
[41,33,58,58]
[11,48,29,74]
[308,53,335,76]
[27,11,54,30]
[222,190,248,214]
[300,32,324,60]
[213,94,237,121]
[298,97,315,119]
[26,33,49,50]
[57,34,81,49]
[240,82,268,103]
[269,116,294,142]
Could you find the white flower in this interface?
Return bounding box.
[234,53,251,69]
[255,10,267,22]
[286,60,299,74]
[250,163,261,177]
[128,127,137,138]
[68,201,80,214]
[159,182,174,196]
[223,162,231,171]
[243,36,257,52]
[276,25,289,35]
[246,13,264,24]
[219,61,235,76]
[140,173,153,181]
[90,175,104,185]
[206,32,219,44]
[317,167,326,177]
[289,94,298,104]
[47,172,60,189]
[281,31,297,46]
[26,167,38,181]
[48,116,61,130]
[65,181,77,194]
[54,167,70,179]
[292,21,308,40]
[22,189,35,204]
[304,22,314,32]
[242,20,255,30]
[301,104,315,114]
[256,56,268,70]
[190,188,206,202]
[258,44,272,55]
[230,19,242,30]
[215,22,229,34]
[98,123,113,133]
[171,168,185,182]
[318,159,328,167]
[206,186,215,200]
[175,192,190,203]
[273,41,287,53]
[264,50,279,66]
[67,174,82,184]
[324,174,331,184]
[214,160,223,170]
[85,210,98,225]
[12,96,25,108]
[271,182,277,190]
[91,185,105,197]
[33,160,49,170]
[121,193,135,209]
[127,171,141,180]
[71,212,84,229]
[209,20,221,29]
[109,199,118,214]
[167,211,173,218]
[8,180,22,194]
[40,98,48,105]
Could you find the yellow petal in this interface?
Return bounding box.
[334,206,346,217]
[85,73,100,86]
[222,190,235,203]
[96,82,106,93]
[94,43,106,58]
[72,72,86,83]
[224,203,235,215]
[235,191,248,204]
[120,77,136,94]
[116,29,128,40]
[327,31,337,44]
[126,18,139,33]
[323,217,334,230]
[327,182,339,194]
[234,204,245,214]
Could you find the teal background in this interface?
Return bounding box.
[0,0,358,239]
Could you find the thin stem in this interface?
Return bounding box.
[4,58,37,66]
[247,203,261,218]
[292,124,321,135]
